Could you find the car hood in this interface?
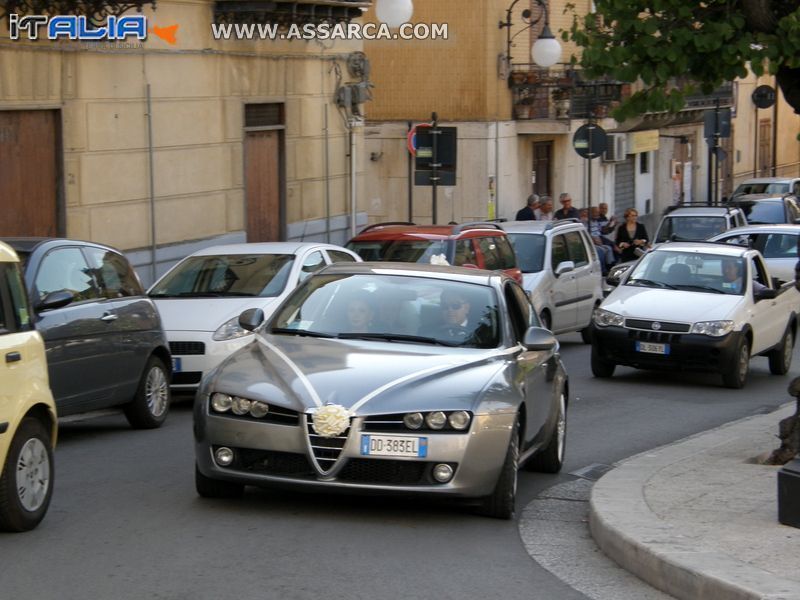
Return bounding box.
[207,335,509,415]
[603,286,741,322]
[152,297,281,332]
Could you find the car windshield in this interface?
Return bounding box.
[655,216,728,242]
[149,254,295,298]
[270,273,500,348]
[626,250,745,295]
[506,233,545,273]
[733,201,784,224]
[734,182,789,196]
[346,240,448,264]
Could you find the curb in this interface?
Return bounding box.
[589,404,800,600]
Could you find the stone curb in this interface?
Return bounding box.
[589,404,800,600]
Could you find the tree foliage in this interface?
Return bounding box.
[566,0,800,119]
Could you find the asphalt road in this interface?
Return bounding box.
[1,333,794,600]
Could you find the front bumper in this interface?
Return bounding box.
[592,324,743,373]
[167,331,253,389]
[194,400,515,498]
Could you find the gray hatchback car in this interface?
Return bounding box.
[2,238,172,428]
[194,262,569,519]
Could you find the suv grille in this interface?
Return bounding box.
[625,319,690,333]
[627,330,682,344]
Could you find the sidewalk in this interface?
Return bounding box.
[590,402,800,600]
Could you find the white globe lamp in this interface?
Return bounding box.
[375,0,414,29]
[531,25,562,68]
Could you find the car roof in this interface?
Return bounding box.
[319,261,504,285]
[737,177,799,184]
[651,241,750,258]
[0,240,19,263]
[711,224,800,235]
[501,219,584,234]
[188,242,352,256]
[663,206,736,217]
[729,195,784,203]
[1,236,121,254]
[349,222,507,241]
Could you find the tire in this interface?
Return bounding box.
[768,326,794,376]
[722,337,750,389]
[580,326,593,344]
[0,418,54,532]
[477,418,519,520]
[540,311,552,331]
[123,356,171,429]
[524,391,567,474]
[195,464,244,499]
[591,346,616,378]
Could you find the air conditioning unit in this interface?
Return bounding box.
[603,133,627,162]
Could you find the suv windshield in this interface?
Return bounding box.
[655,216,727,242]
[346,240,448,264]
[627,251,745,295]
[506,233,545,273]
[734,182,789,196]
[149,254,295,298]
[731,201,784,224]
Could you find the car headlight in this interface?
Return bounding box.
[448,411,471,430]
[403,412,424,429]
[211,392,233,413]
[231,396,252,416]
[212,316,254,342]
[690,321,734,337]
[425,411,447,430]
[249,401,270,418]
[593,308,625,327]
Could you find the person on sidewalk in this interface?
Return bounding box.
[554,193,580,220]
[598,202,618,235]
[535,197,555,221]
[587,206,616,274]
[515,195,539,221]
[615,208,649,262]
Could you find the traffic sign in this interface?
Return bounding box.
[752,85,777,109]
[407,123,432,156]
[573,123,607,159]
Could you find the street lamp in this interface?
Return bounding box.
[499,0,562,69]
[375,0,413,28]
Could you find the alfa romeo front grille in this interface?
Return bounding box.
[306,416,350,472]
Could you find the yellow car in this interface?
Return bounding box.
[0,241,57,532]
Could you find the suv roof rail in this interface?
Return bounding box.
[357,221,416,234]
[453,221,505,233]
[545,218,583,230]
[664,202,733,214]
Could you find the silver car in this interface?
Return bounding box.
[708,224,800,283]
[194,263,569,519]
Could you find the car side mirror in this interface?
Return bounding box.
[755,287,777,301]
[36,290,74,312]
[605,274,620,287]
[239,308,265,332]
[523,326,558,351]
[554,261,575,276]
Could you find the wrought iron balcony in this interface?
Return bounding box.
[509,64,626,121]
[214,0,372,25]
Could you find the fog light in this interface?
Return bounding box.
[250,401,270,418]
[432,463,454,483]
[404,412,424,429]
[426,411,447,430]
[232,397,252,416]
[211,393,233,413]
[215,447,234,466]
[448,411,471,430]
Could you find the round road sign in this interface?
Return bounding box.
[573,123,608,159]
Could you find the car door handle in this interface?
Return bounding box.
[100,312,118,322]
[5,351,21,363]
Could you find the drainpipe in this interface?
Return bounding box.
[146,83,157,284]
[324,106,331,242]
[350,120,357,237]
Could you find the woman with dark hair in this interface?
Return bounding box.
[615,208,649,262]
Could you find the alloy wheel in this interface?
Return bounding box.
[15,438,51,512]
[146,366,169,418]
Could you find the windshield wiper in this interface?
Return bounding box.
[176,291,255,297]
[628,278,677,290]
[678,284,725,294]
[270,327,336,338]
[336,332,457,346]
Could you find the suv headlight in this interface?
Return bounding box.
[690,321,734,337]
[212,316,254,341]
[593,308,624,327]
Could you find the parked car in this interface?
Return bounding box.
[732,177,800,199]
[345,222,523,284]
[708,224,800,283]
[2,238,171,428]
[0,241,57,532]
[725,195,800,225]
[502,219,602,341]
[592,242,799,388]
[193,262,568,519]
[148,242,361,391]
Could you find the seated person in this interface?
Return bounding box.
[432,290,473,342]
[345,293,376,332]
[721,258,767,294]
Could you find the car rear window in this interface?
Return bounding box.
[734,183,790,196]
[656,216,727,242]
[506,233,545,273]
[346,240,448,264]
[736,202,785,224]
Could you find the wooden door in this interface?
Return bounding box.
[533,142,552,197]
[0,110,59,237]
[758,119,772,177]
[245,130,281,242]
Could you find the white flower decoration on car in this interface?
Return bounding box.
[312,404,351,438]
[430,254,450,266]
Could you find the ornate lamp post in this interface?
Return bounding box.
[499,0,562,70]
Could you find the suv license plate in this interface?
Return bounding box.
[636,341,669,355]
[172,357,182,372]
[360,435,428,458]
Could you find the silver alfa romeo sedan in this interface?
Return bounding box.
[193,262,569,519]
